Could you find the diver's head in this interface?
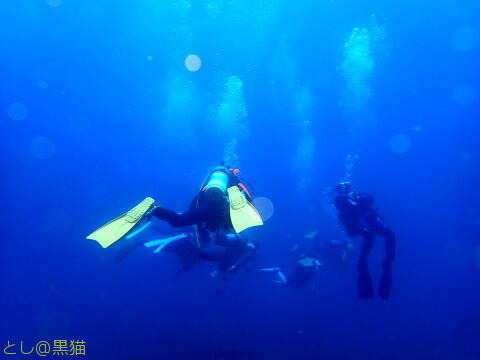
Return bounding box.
[336,181,352,194]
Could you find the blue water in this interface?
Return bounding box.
[1,0,479,359]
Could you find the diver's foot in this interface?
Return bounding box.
[378,262,392,300]
[358,263,374,299]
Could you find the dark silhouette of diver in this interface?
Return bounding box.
[333,182,396,299]
[200,229,258,276]
[142,228,257,276]
[258,254,322,289]
[149,162,254,242]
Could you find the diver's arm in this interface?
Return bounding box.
[274,270,288,284]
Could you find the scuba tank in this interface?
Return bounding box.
[201,163,254,203]
[204,166,230,202]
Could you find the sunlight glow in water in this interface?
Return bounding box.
[252,197,274,222]
[342,28,373,109]
[210,75,248,161]
[452,84,477,105]
[160,74,198,146]
[452,26,479,52]
[7,102,29,121]
[185,54,202,72]
[344,153,359,182]
[292,87,316,197]
[224,138,240,167]
[205,2,220,18]
[38,80,49,90]
[389,134,411,154]
[46,0,62,7]
[216,76,247,133]
[294,131,315,173]
[30,136,56,159]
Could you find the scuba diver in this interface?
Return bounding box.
[333,181,396,300]
[142,228,258,277]
[86,162,263,250]
[259,254,322,289]
[200,230,258,277]
[148,162,260,238]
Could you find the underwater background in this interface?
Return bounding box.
[1,0,479,359]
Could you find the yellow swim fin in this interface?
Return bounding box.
[87,197,155,248]
[227,186,263,233]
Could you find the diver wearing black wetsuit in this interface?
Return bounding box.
[333,182,396,300]
[287,255,321,289]
[151,188,230,230]
[200,230,257,273]
[150,163,252,234]
[258,254,322,289]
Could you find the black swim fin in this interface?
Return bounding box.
[358,261,374,299]
[378,260,392,300]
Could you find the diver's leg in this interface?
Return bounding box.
[151,206,210,227]
[358,233,375,299]
[377,227,396,300]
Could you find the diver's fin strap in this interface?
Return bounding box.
[125,197,155,223]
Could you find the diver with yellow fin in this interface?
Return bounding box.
[148,162,262,241]
[86,162,262,249]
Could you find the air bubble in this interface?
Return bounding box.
[46,0,62,7]
[185,54,202,72]
[38,80,49,90]
[252,197,274,222]
[7,102,28,121]
[30,136,56,159]
[389,134,411,154]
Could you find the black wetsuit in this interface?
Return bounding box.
[151,168,240,233]
[334,192,396,299]
[166,230,256,273]
[151,191,230,231]
[200,231,256,272]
